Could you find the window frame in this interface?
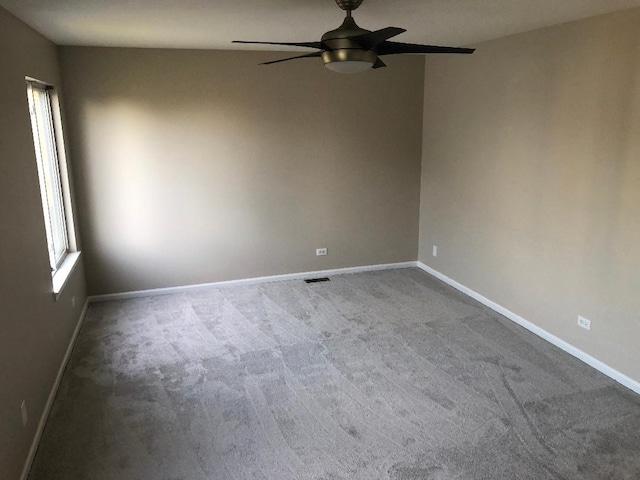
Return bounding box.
[26,78,80,298]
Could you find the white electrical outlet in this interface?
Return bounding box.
[20,400,28,427]
[316,248,328,256]
[432,245,438,257]
[578,315,591,331]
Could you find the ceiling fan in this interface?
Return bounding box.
[233,0,475,74]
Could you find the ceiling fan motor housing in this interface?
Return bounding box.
[321,15,376,69]
[321,16,370,49]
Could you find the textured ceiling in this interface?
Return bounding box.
[2,0,640,50]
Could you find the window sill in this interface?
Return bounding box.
[52,252,81,301]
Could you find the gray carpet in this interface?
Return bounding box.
[28,268,640,479]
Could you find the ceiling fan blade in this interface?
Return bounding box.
[260,51,323,65]
[377,41,475,55]
[349,27,406,49]
[372,57,387,69]
[233,40,324,50]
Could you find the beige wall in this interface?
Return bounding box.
[419,9,640,383]
[0,7,87,480]
[58,47,424,295]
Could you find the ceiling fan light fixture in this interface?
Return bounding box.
[321,49,376,74]
[325,60,374,74]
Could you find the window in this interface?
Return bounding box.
[26,79,80,296]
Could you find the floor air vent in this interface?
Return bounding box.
[304,277,330,284]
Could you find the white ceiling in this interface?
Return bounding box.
[2,0,640,50]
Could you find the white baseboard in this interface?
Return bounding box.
[20,299,90,480]
[417,262,640,396]
[89,261,419,302]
